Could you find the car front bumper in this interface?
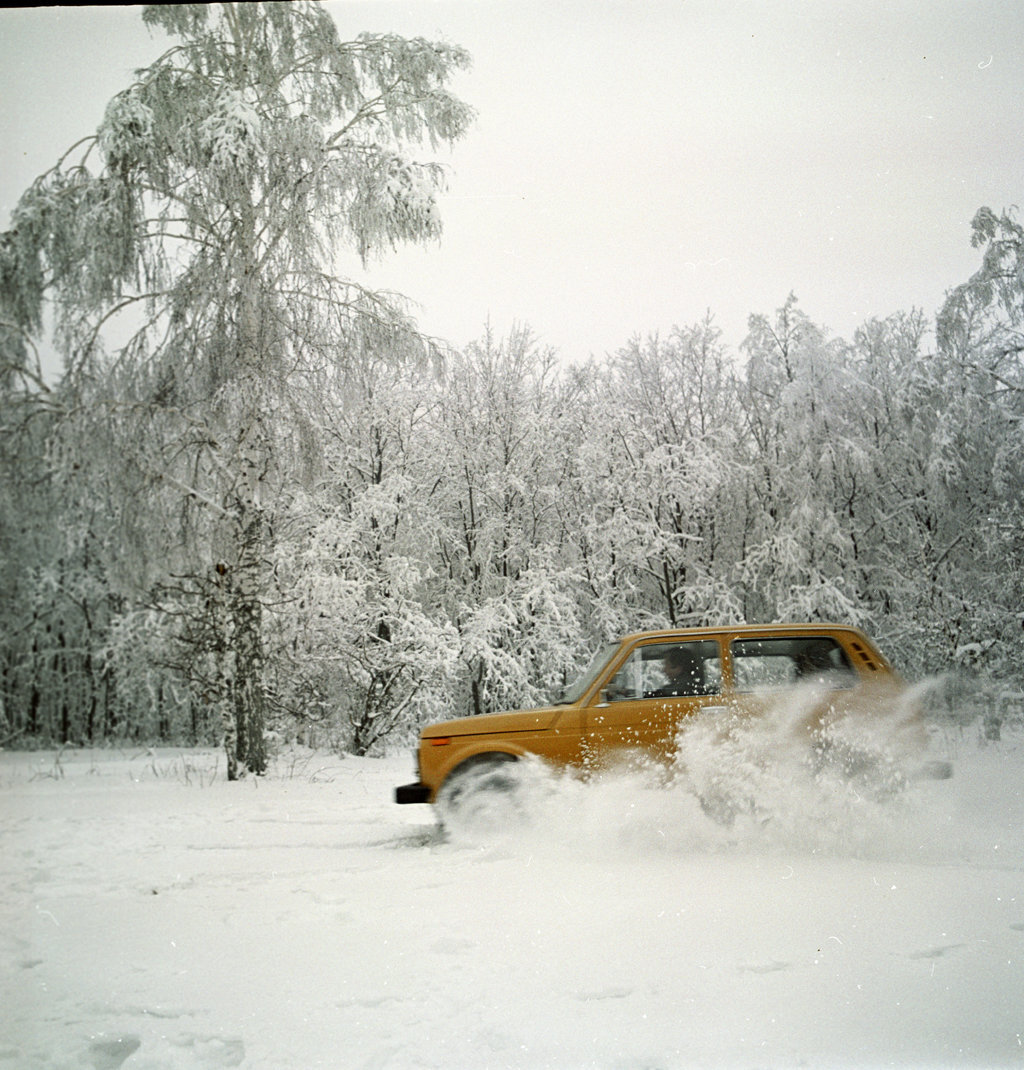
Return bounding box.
[395,781,431,804]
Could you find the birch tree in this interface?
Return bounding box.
[0,3,472,773]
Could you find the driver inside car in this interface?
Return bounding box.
[647,647,706,697]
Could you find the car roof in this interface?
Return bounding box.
[617,623,865,644]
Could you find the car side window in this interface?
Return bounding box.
[605,641,721,701]
[730,636,855,692]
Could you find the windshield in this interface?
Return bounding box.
[555,642,619,705]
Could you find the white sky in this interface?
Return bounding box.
[2,1,1022,362]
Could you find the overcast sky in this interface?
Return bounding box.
[2,2,1022,363]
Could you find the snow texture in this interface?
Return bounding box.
[1,722,1022,1069]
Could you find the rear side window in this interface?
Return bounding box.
[730,636,854,692]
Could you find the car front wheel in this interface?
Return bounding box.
[434,753,527,838]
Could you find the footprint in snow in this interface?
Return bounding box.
[87,1033,245,1069]
[430,935,476,955]
[574,986,634,1001]
[86,1035,141,1070]
[737,960,792,974]
[907,943,966,960]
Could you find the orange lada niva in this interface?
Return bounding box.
[395,622,944,815]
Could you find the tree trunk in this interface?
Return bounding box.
[220,249,269,778]
[230,503,268,776]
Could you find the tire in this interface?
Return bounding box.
[435,754,526,838]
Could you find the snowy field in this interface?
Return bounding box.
[2,721,1023,1069]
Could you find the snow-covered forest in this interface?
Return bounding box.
[1,3,1022,771]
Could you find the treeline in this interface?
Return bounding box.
[0,6,1021,762]
[2,225,1023,753]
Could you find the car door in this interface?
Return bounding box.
[724,633,865,740]
[583,638,725,765]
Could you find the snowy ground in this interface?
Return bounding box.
[2,721,1022,1069]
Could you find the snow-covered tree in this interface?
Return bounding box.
[585,319,743,628]
[0,3,472,772]
[736,295,865,623]
[270,350,459,754]
[928,207,1024,680]
[429,326,585,715]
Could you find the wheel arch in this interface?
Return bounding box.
[433,746,523,799]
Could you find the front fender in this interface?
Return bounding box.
[422,741,530,800]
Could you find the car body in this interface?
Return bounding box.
[395,622,930,810]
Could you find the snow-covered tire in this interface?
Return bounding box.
[435,754,527,838]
